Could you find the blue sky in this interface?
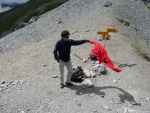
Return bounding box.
[0,0,29,4]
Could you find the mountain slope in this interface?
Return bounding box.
[0,0,150,113]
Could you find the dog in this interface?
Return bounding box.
[97,28,118,40]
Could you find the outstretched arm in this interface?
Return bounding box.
[70,39,89,46]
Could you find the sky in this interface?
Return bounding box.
[0,0,29,4]
[0,0,29,13]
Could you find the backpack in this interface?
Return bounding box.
[71,66,85,83]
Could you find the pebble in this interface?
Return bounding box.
[102,105,112,111]
[42,64,47,67]
[0,80,25,91]
[146,97,150,101]
[20,111,25,113]
[77,103,82,107]
[1,81,6,84]
[52,75,58,78]
[0,81,8,87]
[93,110,98,113]
[104,1,112,7]
[12,80,19,85]
[113,79,117,83]
[123,107,136,113]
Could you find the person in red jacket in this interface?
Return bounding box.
[89,39,122,72]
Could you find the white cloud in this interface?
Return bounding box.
[0,0,29,4]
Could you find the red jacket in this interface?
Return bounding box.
[90,39,122,72]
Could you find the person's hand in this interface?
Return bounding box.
[87,40,90,43]
[57,59,60,63]
[87,40,94,43]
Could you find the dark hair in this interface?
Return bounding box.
[61,30,70,38]
[90,54,97,61]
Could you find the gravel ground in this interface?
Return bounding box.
[0,0,150,113]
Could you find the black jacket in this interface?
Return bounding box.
[53,39,89,62]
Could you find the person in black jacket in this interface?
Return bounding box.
[53,30,90,88]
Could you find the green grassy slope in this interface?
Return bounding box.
[0,0,68,38]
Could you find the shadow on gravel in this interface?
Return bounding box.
[68,85,141,106]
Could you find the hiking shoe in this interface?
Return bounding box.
[60,83,65,89]
[65,82,74,87]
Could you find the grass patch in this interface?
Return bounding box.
[143,1,150,9]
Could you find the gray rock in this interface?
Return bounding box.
[102,105,112,111]
[1,81,6,84]
[28,16,39,23]
[52,75,58,78]
[104,1,112,7]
